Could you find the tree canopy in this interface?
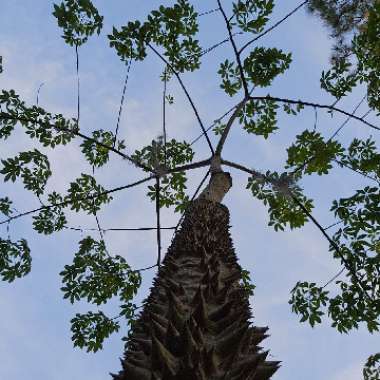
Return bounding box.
[0,0,379,378]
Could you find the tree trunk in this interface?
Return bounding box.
[113,172,279,379]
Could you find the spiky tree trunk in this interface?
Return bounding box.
[113,172,279,380]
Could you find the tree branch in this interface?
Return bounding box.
[155,177,162,267]
[290,194,374,302]
[0,112,154,173]
[248,96,380,132]
[215,98,248,156]
[147,43,215,155]
[217,0,249,97]
[238,0,309,55]
[221,159,265,179]
[0,175,154,226]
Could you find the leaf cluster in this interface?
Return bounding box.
[109,0,201,72]
[247,171,314,230]
[232,0,274,34]
[80,129,125,167]
[32,192,67,234]
[53,0,103,46]
[70,311,120,352]
[64,174,112,215]
[1,150,52,196]
[218,47,291,96]
[286,130,344,176]
[132,138,194,212]
[60,236,141,305]
[238,98,279,138]
[0,239,31,282]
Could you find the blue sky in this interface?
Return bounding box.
[0,1,378,379]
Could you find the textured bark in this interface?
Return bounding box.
[113,192,279,379]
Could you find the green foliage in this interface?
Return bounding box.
[212,120,227,136]
[1,150,52,196]
[218,59,242,96]
[70,311,120,352]
[218,48,291,96]
[320,58,358,99]
[239,98,279,138]
[0,90,77,146]
[286,130,344,175]
[339,137,380,181]
[247,171,314,230]
[80,129,125,167]
[33,192,67,234]
[64,174,112,215]
[241,269,256,296]
[232,0,274,34]
[109,0,201,72]
[243,47,292,87]
[53,0,103,46]
[282,101,305,116]
[132,138,194,212]
[364,353,380,380]
[0,239,31,282]
[0,197,12,216]
[60,236,141,305]
[289,282,329,327]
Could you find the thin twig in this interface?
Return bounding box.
[75,43,80,125]
[113,58,132,148]
[190,101,241,146]
[155,177,162,267]
[292,96,370,176]
[322,267,346,289]
[162,67,168,166]
[238,0,309,54]
[147,43,215,155]
[328,94,367,140]
[0,175,154,226]
[0,113,154,173]
[63,226,176,232]
[249,95,380,132]
[36,83,44,106]
[198,7,220,17]
[290,194,374,302]
[133,264,158,273]
[334,158,379,183]
[217,0,249,97]
[221,159,264,179]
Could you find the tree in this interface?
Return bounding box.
[0,0,379,379]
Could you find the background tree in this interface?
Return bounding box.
[0,0,379,379]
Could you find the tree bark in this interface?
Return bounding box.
[113,172,279,379]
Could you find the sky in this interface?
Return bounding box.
[0,1,379,379]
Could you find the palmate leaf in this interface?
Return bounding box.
[247,171,314,230]
[0,89,77,146]
[1,149,52,196]
[232,0,275,34]
[60,236,141,305]
[70,311,120,352]
[0,238,32,282]
[238,98,279,138]
[132,138,194,212]
[286,130,344,176]
[0,197,12,216]
[53,0,104,46]
[64,174,112,214]
[364,353,380,380]
[32,192,67,235]
[80,129,125,167]
[108,0,201,72]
